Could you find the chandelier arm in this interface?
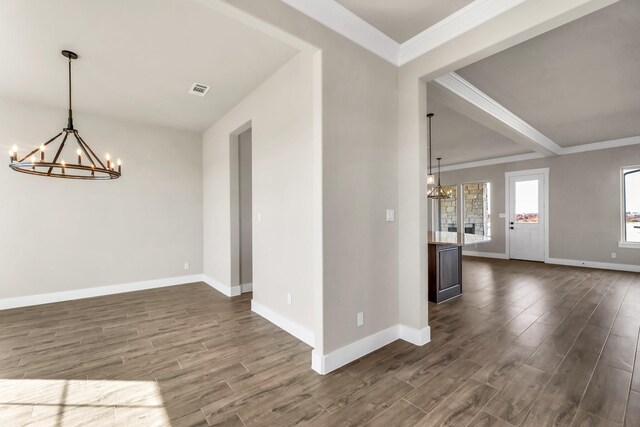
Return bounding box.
[47,133,69,175]
[17,132,64,163]
[76,133,107,169]
[73,132,96,166]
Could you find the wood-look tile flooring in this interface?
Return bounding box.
[1,258,639,426]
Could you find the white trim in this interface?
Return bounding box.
[251,299,315,347]
[435,73,562,156]
[439,136,640,172]
[504,168,550,262]
[279,0,398,65]
[241,282,253,293]
[311,324,431,374]
[547,258,640,273]
[440,153,544,172]
[0,275,204,311]
[398,0,526,65]
[398,325,431,346]
[462,250,508,259]
[202,275,241,297]
[311,325,398,374]
[561,135,640,155]
[619,242,640,249]
[278,0,526,66]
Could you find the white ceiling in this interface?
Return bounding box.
[0,0,298,132]
[456,0,640,147]
[426,84,531,166]
[335,0,473,43]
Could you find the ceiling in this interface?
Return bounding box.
[426,84,531,166]
[456,0,640,148]
[0,0,298,132]
[335,0,473,43]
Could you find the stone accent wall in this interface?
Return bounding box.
[463,182,488,236]
[439,186,457,231]
[438,183,489,235]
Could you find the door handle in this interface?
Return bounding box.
[510,221,514,225]
[510,226,514,230]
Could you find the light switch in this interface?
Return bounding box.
[386,209,395,222]
[257,212,262,223]
[357,312,364,326]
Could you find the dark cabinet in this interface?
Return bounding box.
[428,243,462,303]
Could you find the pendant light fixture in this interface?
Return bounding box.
[426,112,451,199]
[8,50,122,180]
[427,158,452,199]
[426,113,435,185]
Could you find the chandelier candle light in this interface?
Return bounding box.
[8,50,122,180]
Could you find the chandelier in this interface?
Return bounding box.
[427,157,453,199]
[8,50,122,180]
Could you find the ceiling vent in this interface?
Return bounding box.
[188,83,210,97]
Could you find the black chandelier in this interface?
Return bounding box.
[8,50,122,180]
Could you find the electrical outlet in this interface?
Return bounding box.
[357,312,364,326]
[184,262,190,270]
[287,293,292,305]
[611,252,617,259]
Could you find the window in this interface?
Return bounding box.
[462,182,491,238]
[623,167,640,245]
[514,180,539,223]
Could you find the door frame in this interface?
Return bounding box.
[504,168,550,262]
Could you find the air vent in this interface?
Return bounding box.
[189,83,210,97]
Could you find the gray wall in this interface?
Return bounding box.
[238,128,253,285]
[442,145,640,266]
[0,99,203,299]
[203,52,318,335]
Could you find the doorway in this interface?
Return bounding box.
[506,169,548,262]
[238,128,253,292]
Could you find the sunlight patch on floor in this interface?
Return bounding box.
[0,379,169,426]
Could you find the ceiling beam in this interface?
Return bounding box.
[432,72,562,157]
[278,0,528,66]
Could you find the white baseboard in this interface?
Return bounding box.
[311,323,431,375]
[202,275,241,297]
[546,258,640,273]
[0,274,204,311]
[251,300,315,347]
[241,283,253,293]
[462,250,508,259]
[399,324,431,345]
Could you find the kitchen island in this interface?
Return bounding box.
[428,231,491,303]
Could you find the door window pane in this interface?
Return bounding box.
[462,182,491,237]
[624,168,640,243]
[515,180,539,223]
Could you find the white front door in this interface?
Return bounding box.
[508,172,546,261]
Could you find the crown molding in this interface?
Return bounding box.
[279,0,399,65]
[440,153,544,172]
[435,72,563,155]
[559,135,640,155]
[398,0,526,65]
[439,135,640,172]
[279,0,526,66]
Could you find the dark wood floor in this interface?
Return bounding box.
[1,258,639,426]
